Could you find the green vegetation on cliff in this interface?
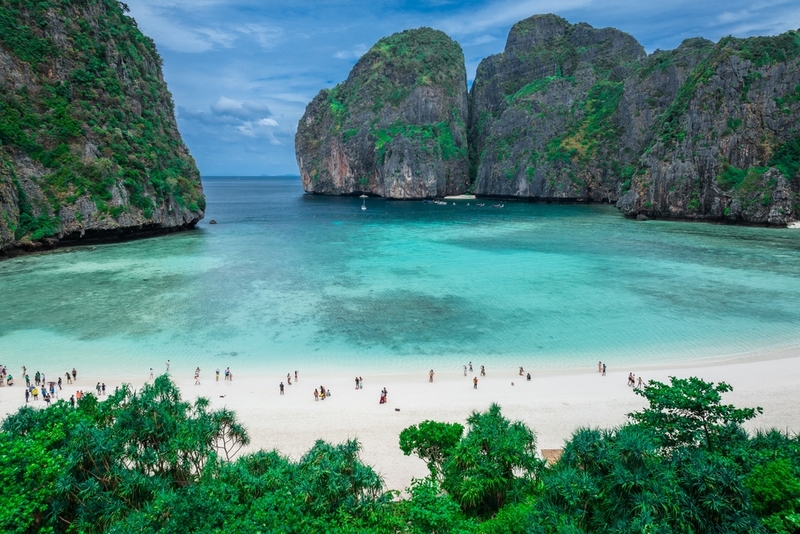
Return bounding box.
[2,375,799,532]
[327,28,464,128]
[296,27,468,198]
[0,0,203,247]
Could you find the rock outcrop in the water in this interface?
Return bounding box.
[295,28,469,198]
[0,0,204,255]
[298,14,800,224]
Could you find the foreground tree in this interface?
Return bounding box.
[443,404,543,517]
[530,425,764,533]
[400,420,464,479]
[0,376,249,533]
[628,376,762,452]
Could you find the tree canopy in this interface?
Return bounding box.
[1,375,798,533]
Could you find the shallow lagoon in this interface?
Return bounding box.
[2,177,799,378]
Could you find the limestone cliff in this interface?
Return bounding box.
[470,15,800,223]
[0,0,204,255]
[295,28,469,198]
[468,14,646,201]
[617,34,800,223]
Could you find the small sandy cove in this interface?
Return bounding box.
[2,348,799,491]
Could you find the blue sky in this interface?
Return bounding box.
[125,0,800,176]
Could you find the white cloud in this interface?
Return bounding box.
[436,0,591,36]
[334,44,368,59]
[467,35,498,46]
[210,97,273,120]
[195,27,238,48]
[126,0,283,53]
[237,120,280,140]
[239,23,284,48]
[711,2,800,37]
[127,3,215,53]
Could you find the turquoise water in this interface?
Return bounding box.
[2,177,800,378]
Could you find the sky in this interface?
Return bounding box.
[124,0,800,176]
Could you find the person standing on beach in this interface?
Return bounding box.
[32,387,38,400]
[287,373,292,385]
[463,365,467,376]
[469,362,473,372]
[295,371,298,382]
[355,377,359,389]
[25,388,29,403]
[69,395,75,408]
[527,372,531,381]
[65,372,71,385]
[314,388,319,401]
[602,363,607,376]
[280,382,284,395]
[598,361,602,373]
[102,383,106,395]
[166,360,170,372]
[473,377,478,389]
[72,368,77,381]
[359,377,363,389]
[150,368,154,379]
[194,368,201,385]
[216,369,220,382]
[637,376,643,388]
[225,367,230,381]
[519,367,524,376]
[57,377,62,390]
[480,365,486,376]
[429,370,434,383]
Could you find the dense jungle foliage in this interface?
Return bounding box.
[0,0,204,241]
[1,375,799,533]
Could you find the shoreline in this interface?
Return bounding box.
[2,348,799,491]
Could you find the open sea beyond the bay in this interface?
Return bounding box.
[2,176,800,379]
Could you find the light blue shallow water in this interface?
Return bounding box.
[2,177,800,378]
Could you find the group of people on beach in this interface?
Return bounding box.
[279,371,298,394]
[11,366,89,409]
[597,361,645,388]
[0,365,13,386]
[628,373,644,388]
[313,385,331,401]
[459,362,494,389]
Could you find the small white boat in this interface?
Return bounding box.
[360,194,368,211]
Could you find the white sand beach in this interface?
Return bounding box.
[2,349,799,491]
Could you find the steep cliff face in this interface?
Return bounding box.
[617,33,800,224]
[295,28,469,199]
[0,0,204,255]
[468,14,648,200]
